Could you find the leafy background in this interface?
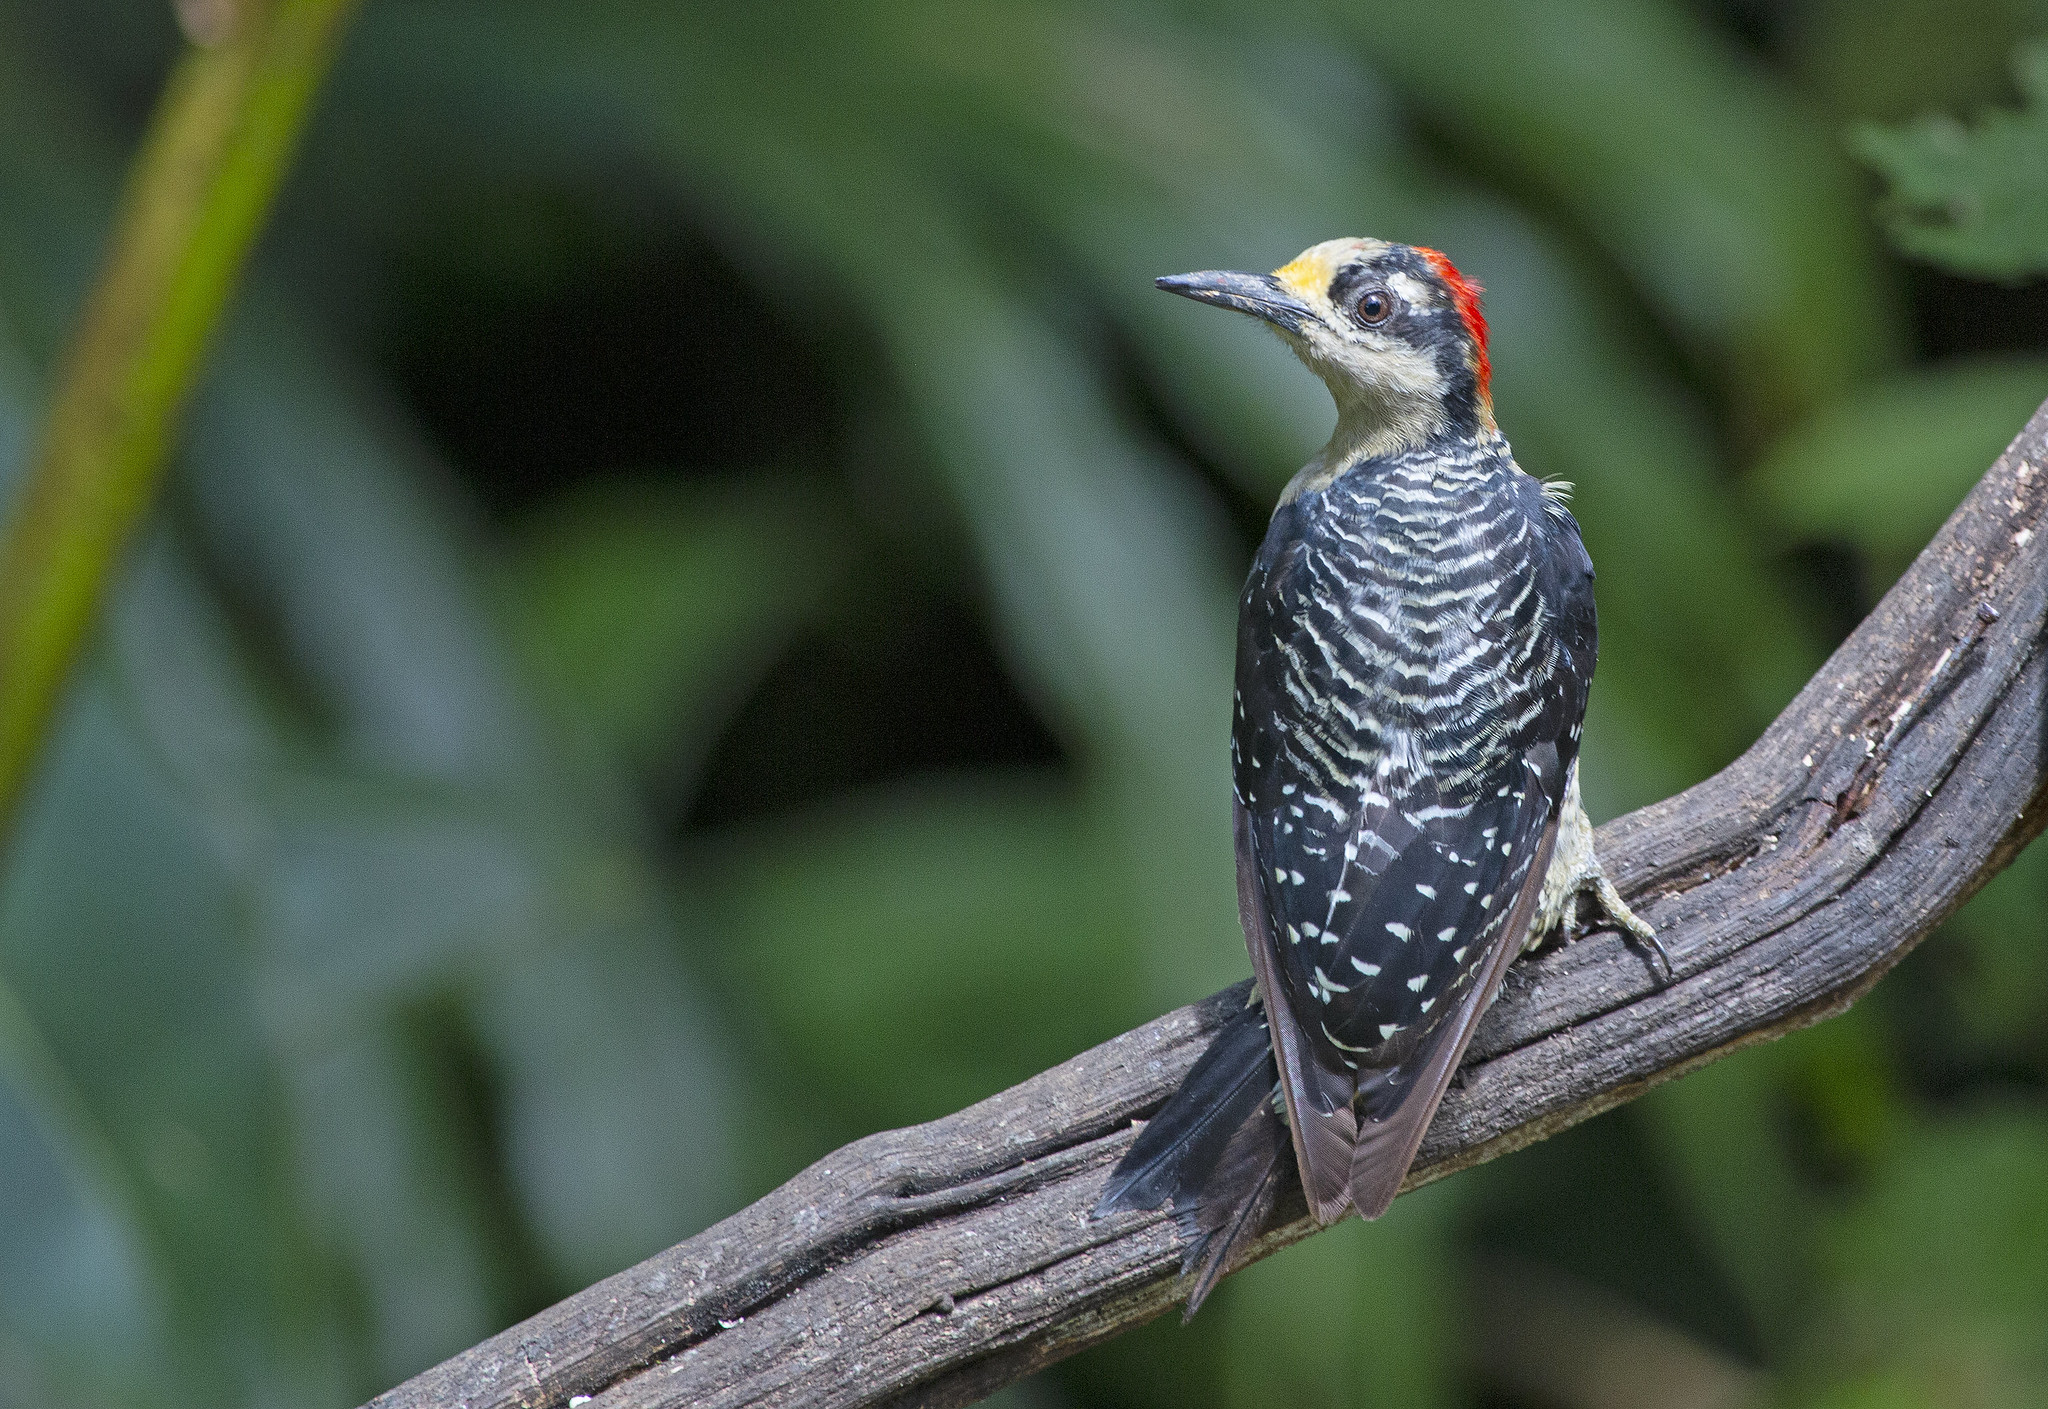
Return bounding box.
[1,1,2046,1406]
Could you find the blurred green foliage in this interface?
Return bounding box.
[1857,41,2048,281]
[0,3,2046,1409]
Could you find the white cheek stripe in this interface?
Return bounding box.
[1384,270,1434,309]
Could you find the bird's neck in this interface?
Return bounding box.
[1280,386,1495,506]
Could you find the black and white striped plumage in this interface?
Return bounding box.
[1233,428,1592,1226]
[1100,237,1640,1312]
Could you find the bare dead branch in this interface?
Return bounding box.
[366,402,2048,1409]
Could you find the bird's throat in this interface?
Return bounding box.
[1279,386,1462,505]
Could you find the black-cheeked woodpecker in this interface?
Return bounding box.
[1097,238,1670,1313]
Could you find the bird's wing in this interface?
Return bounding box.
[1343,799,1557,1217]
[1238,743,1559,1221]
[1236,795,1357,1223]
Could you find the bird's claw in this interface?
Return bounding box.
[1579,873,1672,986]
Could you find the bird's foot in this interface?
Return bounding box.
[1536,765,1673,984]
[1572,868,1673,985]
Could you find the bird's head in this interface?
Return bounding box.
[1159,238,1492,458]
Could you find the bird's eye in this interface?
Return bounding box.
[1354,287,1394,326]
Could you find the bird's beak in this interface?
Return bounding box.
[1156,270,1313,334]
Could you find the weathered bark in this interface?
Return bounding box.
[367,403,2048,1409]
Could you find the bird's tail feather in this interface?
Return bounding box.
[1176,1091,1289,1316]
[1095,1000,1273,1215]
[1096,999,1286,1314]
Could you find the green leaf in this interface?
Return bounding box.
[1633,1035,1824,1351]
[499,475,854,774]
[705,780,1138,1143]
[183,327,548,787]
[1801,1107,2048,1402]
[0,666,347,1405]
[0,315,33,497]
[284,1027,503,1388]
[1792,0,2046,126]
[183,314,745,1292]
[468,912,741,1286]
[1341,0,1904,435]
[1933,838,2048,1062]
[1753,358,2048,571]
[0,1074,155,1408]
[1855,42,2048,280]
[1831,1108,2048,1316]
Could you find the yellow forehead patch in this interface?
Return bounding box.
[1273,237,1383,299]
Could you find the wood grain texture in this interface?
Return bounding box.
[367,402,2048,1409]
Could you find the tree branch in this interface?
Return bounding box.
[367,402,2048,1409]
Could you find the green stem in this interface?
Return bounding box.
[0,0,360,846]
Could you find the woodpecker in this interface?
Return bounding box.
[1098,238,1670,1313]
